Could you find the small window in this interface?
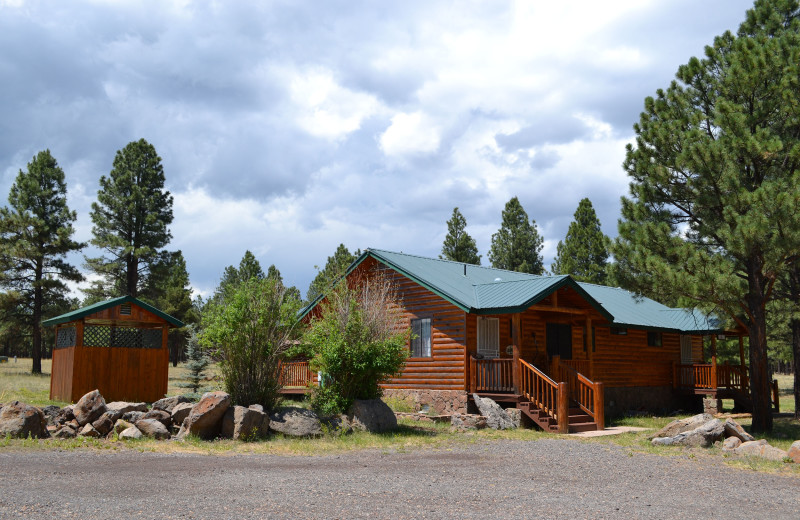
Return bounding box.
[120,304,132,316]
[410,318,431,358]
[610,327,627,335]
[647,331,662,347]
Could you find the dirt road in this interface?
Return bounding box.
[1,439,798,519]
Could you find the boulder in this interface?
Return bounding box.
[268,407,323,437]
[105,402,147,422]
[79,424,100,438]
[142,409,172,429]
[472,394,515,430]
[122,411,145,424]
[0,401,50,439]
[113,419,134,435]
[733,440,789,462]
[248,404,264,413]
[74,390,107,426]
[53,425,77,439]
[723,418,755,442]
[171,402,193,427]
[119,426,143,440]
[135,418,170,440]
[787,441,800,464]
[221,405,266,440]
[347,399,398,433]
[176,391,231,440]
[450,413,487,430]
[722,436,741,452]
[91,414,114,436]
[152,395,192,414]
[41,405,61,426]
[650,413,712,439]
[651,418,724,448]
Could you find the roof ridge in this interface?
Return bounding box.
[368,248,553,278]
[473,275,566,287]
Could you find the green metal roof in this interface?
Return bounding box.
[41,295,185,328]
[299,249,722,333]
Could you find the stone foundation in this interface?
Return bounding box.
[382,389,468,415]
[604,386,701,417]
[703,397,723,415]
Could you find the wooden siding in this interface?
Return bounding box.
[84,302,166,327]
[357,257,468,391]
[50,345,74,402]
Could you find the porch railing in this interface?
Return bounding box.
[519,359,568,433]
[278,360,313,387]
[554,361,604,431]
[673,363,748,392]
[470,357,515,393]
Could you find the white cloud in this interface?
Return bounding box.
[379,111,441,157]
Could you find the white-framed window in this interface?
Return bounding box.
[410,318,431,358]
[477,317,500,358]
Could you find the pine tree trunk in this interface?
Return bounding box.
[747,258,772,433]
[127,254,138,297]
[31,261,43,375]
[790,266,800,421]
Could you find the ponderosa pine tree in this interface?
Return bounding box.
[440,207,481,265]
[306,244,360,302]
[488,197,544,274]
[613,0,800,432]
[86,139,173,299]
[0,150,84,373]
[211,250,265,306]
[551,198,609,284]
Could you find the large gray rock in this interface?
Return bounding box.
[53,425,77,439]
[92,414,114,436]
[105,402,148,422]
[176,391,231,440]
[787,440,800,464]
[74,390,107,426]
[79,424,100,438]
[650,413,712,439]
[268,407,323,437]
[135,418,170,440]
[152,395,193,414]
[472,394,515,430]
[171,402,193,428]
[221,405,266,440]
[122,411,145,424]
[0,401,49,439]
[723,418,755,442]
[41,405,61,426]
[733,439,789,462]
[722,436,742,452]
[119,426,143,440]
[113,419,134,435]
[142,409,172,429]
[347,399,398,433]
[651,418,724,448]
[450,413,487,430]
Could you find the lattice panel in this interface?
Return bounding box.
[56,327,76,349]
[83,326,163,349]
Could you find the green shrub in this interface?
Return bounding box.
[304,272,409,414]
[201,277,302,409]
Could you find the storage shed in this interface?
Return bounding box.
[43,296,184,403]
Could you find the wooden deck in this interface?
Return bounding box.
[673,362,780,412]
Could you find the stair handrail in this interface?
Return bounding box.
[519,359,568,433]
[556,362,605,431]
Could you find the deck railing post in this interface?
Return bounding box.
[593,382,604,431]
[557,382,569,434]
[470,357,476,394]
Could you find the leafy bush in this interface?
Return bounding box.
[201,277,302,409]
[304,271,409,414]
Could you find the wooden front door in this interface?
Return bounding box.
[546,323,572,361]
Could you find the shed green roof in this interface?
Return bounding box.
[300,249,722,333]
[41,296,185,328]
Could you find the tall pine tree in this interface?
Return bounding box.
[613,0,800,432]
[488,197,544,274]
[440,207,481,265]
[551,198,609,283]
[0,150,84,373]
[86,138,173,299]
[307,244,359,302]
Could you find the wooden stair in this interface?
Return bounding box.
[517,400,599,433]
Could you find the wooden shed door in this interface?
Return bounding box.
[546,323,572,360]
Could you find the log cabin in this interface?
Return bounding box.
[298,249,773,433]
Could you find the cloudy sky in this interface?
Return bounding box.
[0,0,755,300]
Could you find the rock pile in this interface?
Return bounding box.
[1,390,400,442]
[651,413,794,463]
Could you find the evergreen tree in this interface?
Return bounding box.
[0,150,84,373]
[212,250,265,305]
[440,207,481,265]
[613,0,800,432]
[550,198,609,284]
[177,325,210,398]
[86,138,173,299]
[488,197,544,274]
[307,244,360,302]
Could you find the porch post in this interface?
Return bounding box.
[711,335,718,390]
[511,313,521,394]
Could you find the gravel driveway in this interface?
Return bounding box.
[1,438,798,519]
